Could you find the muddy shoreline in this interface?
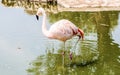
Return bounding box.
[57,0,120,8]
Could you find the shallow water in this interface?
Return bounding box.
[0,0,120,75]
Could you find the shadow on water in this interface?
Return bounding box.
[1,0,120,75]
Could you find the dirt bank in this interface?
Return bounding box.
[58,0,120,8]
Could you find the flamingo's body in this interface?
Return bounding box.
[36,8,84,43]
[36,8,84,59]
[48,19,81,41]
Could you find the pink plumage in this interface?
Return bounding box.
[36,8,84,42]
[49,19,79,41]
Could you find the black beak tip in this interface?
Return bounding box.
[36,15,39,20]
[78,35,81,39]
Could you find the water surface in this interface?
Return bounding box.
[0,0,120,75]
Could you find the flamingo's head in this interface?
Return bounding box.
[36,8,45,20]
[77,29,84,40]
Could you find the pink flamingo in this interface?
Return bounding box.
[36,8,84,59]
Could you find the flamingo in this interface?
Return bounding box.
[36,8,84,59]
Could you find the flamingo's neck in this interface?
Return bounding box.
[41,10,51,38]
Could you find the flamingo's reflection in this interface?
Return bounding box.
[27,40,99,75]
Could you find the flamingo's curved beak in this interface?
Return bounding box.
[36,15,39,20]
[78,29,84,40]
[73,35,81,47]
[78,35,81,40]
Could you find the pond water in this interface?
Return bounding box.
[0,0,120,75]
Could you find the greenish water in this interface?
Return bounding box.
[0,0,120,75]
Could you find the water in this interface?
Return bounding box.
[0,0,120,75]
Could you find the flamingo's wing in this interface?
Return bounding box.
[49,19,78,41]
